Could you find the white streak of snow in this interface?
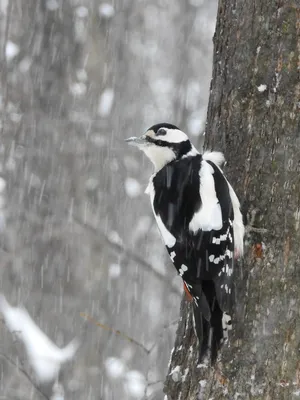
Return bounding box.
[0,177,6,192]
[98,88,114,117]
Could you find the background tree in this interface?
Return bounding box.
[165,1,300,399]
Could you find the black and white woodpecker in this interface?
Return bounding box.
[126,123,244,364]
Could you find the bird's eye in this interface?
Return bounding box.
[157,128,167,136]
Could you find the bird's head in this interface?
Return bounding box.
[126,123,196,171]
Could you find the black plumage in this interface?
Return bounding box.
[151,154,234,363]
[126,124,243,364]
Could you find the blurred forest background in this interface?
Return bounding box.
[0,0,217,399]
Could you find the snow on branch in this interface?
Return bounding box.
[0,294,80,384]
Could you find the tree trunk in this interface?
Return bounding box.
[164,1,300,399]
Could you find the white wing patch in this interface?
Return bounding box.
[204,153,244,256]
[189,160,222,233]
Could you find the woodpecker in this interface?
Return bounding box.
[126,123,244,364]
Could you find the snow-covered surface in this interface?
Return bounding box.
[169,365,182,382]
[199,379,207,387]
[257,84,267,92]
[0,294,80,383]
[108,230,123,245]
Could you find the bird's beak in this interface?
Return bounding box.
[125,135,148,147]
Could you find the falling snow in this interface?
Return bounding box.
[105,357,126,379]
[124,370,146,398]
[0,177,6,192]
[124,177,142,198]
[5,41,19,61]
[46,0,59,10]
[108,263,121,279]
[76,6,89,18]
[98,88,115,117]
[0,0,217,398]
[99,3,115,18]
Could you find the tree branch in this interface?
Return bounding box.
[72,215,181,296]
[0,351,49,400]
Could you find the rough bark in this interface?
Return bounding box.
[165,1,300,399]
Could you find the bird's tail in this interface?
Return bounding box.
[192,281,227,364]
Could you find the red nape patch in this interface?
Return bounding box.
[183,282,193,302]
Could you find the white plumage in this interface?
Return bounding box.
[189,160,223,232]
[203,150,244,256]
[202,151,225,166]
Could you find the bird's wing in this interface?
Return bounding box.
[151,155,238,312]
[198,157,235,312]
